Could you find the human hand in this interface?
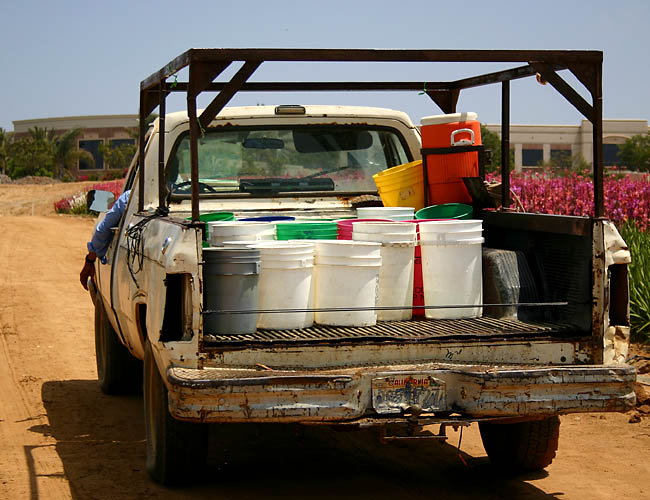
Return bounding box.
[80,257,96,290]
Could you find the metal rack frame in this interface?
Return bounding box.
[138,48,604,220]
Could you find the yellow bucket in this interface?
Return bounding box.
[373,160,425,211]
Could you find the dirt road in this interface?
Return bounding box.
[0,183,648,499]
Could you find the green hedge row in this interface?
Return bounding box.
[619,221,650,343]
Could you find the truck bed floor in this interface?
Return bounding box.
[203,317,578,347]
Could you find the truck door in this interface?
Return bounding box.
[109,172,147,360]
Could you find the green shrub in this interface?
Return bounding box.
[68,201,90,215]
[619,221,650,343]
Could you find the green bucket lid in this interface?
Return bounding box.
[276,221,338,240]
[276,222,337,231]
[279,235,338,240]
[186,212,236,240]
[196,212,236,223]
[415,203,472,220]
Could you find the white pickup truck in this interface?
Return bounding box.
[87,49,636,485]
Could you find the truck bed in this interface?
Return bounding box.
[203,316,578,347]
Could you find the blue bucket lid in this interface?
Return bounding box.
[239,215,295,222]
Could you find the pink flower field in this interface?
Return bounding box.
[491,172,650,231]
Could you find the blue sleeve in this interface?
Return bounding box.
[87,189,131,262]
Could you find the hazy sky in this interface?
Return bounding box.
[2,0,649,131]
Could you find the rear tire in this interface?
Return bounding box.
[94,299,142,394]
[479,416,560,472]
[144,341,208,486]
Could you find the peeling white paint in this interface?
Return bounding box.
[601,221,632,365]
[603,221,631,268]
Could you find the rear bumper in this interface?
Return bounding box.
[165,363,636,423]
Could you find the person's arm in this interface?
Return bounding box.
[80,190,130,290]
[87,190,131,261]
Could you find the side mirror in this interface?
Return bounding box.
[87,190,115,212]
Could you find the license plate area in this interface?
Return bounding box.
[372,373,446,415]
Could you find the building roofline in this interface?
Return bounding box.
[12,114,138,126]
[485,118,648,128]
[485,123,580,128]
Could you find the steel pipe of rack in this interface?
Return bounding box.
[202,301,569,315]
[187,94,199,221]
[592,67,604,218]
[158,82,166,211]
[138,91,146,212]
[501,80,511,209]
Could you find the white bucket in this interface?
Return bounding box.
[420,236,484,319]
[214,232,275,244]
[419,219,483,242]
[356,207,415,221]
[208,221,276,246]
[351,221,416,235]
[419,230,483,243]
[249,241,314,266]
[313,240,381,326]
[247,240,314,253]
[313,240,381,258]
[418,219,483,234]
[352,232,415,322]
[247,242,315,330]
[315,255,382,266]
[352,231,418,244]
[221,240,270,247]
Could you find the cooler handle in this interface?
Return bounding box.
[451,128,475,146]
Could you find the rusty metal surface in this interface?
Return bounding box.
[203,317,574,346]
[202,339,585,370]
[171,357,619,381]
[451,365,637,415]
[157,85,166,210]
[137,94,147,212]
[592,220,607,364]
[165,362,636,423]
[603,221,632,364]
[140,50,191,92]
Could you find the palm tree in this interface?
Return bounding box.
[28,126,55,143]
[52,128,94,179]
[24,126,56,177]
[0,127,13,175]
[25,126,94,179]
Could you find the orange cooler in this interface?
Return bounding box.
[421,112,481,204]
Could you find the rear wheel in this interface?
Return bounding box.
[94,299,142,394]
[478,416,560,472]
[144,341,208,485]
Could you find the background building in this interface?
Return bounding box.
[485,119,649,172]
[11,114,649,176]
[12,114,138,178]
